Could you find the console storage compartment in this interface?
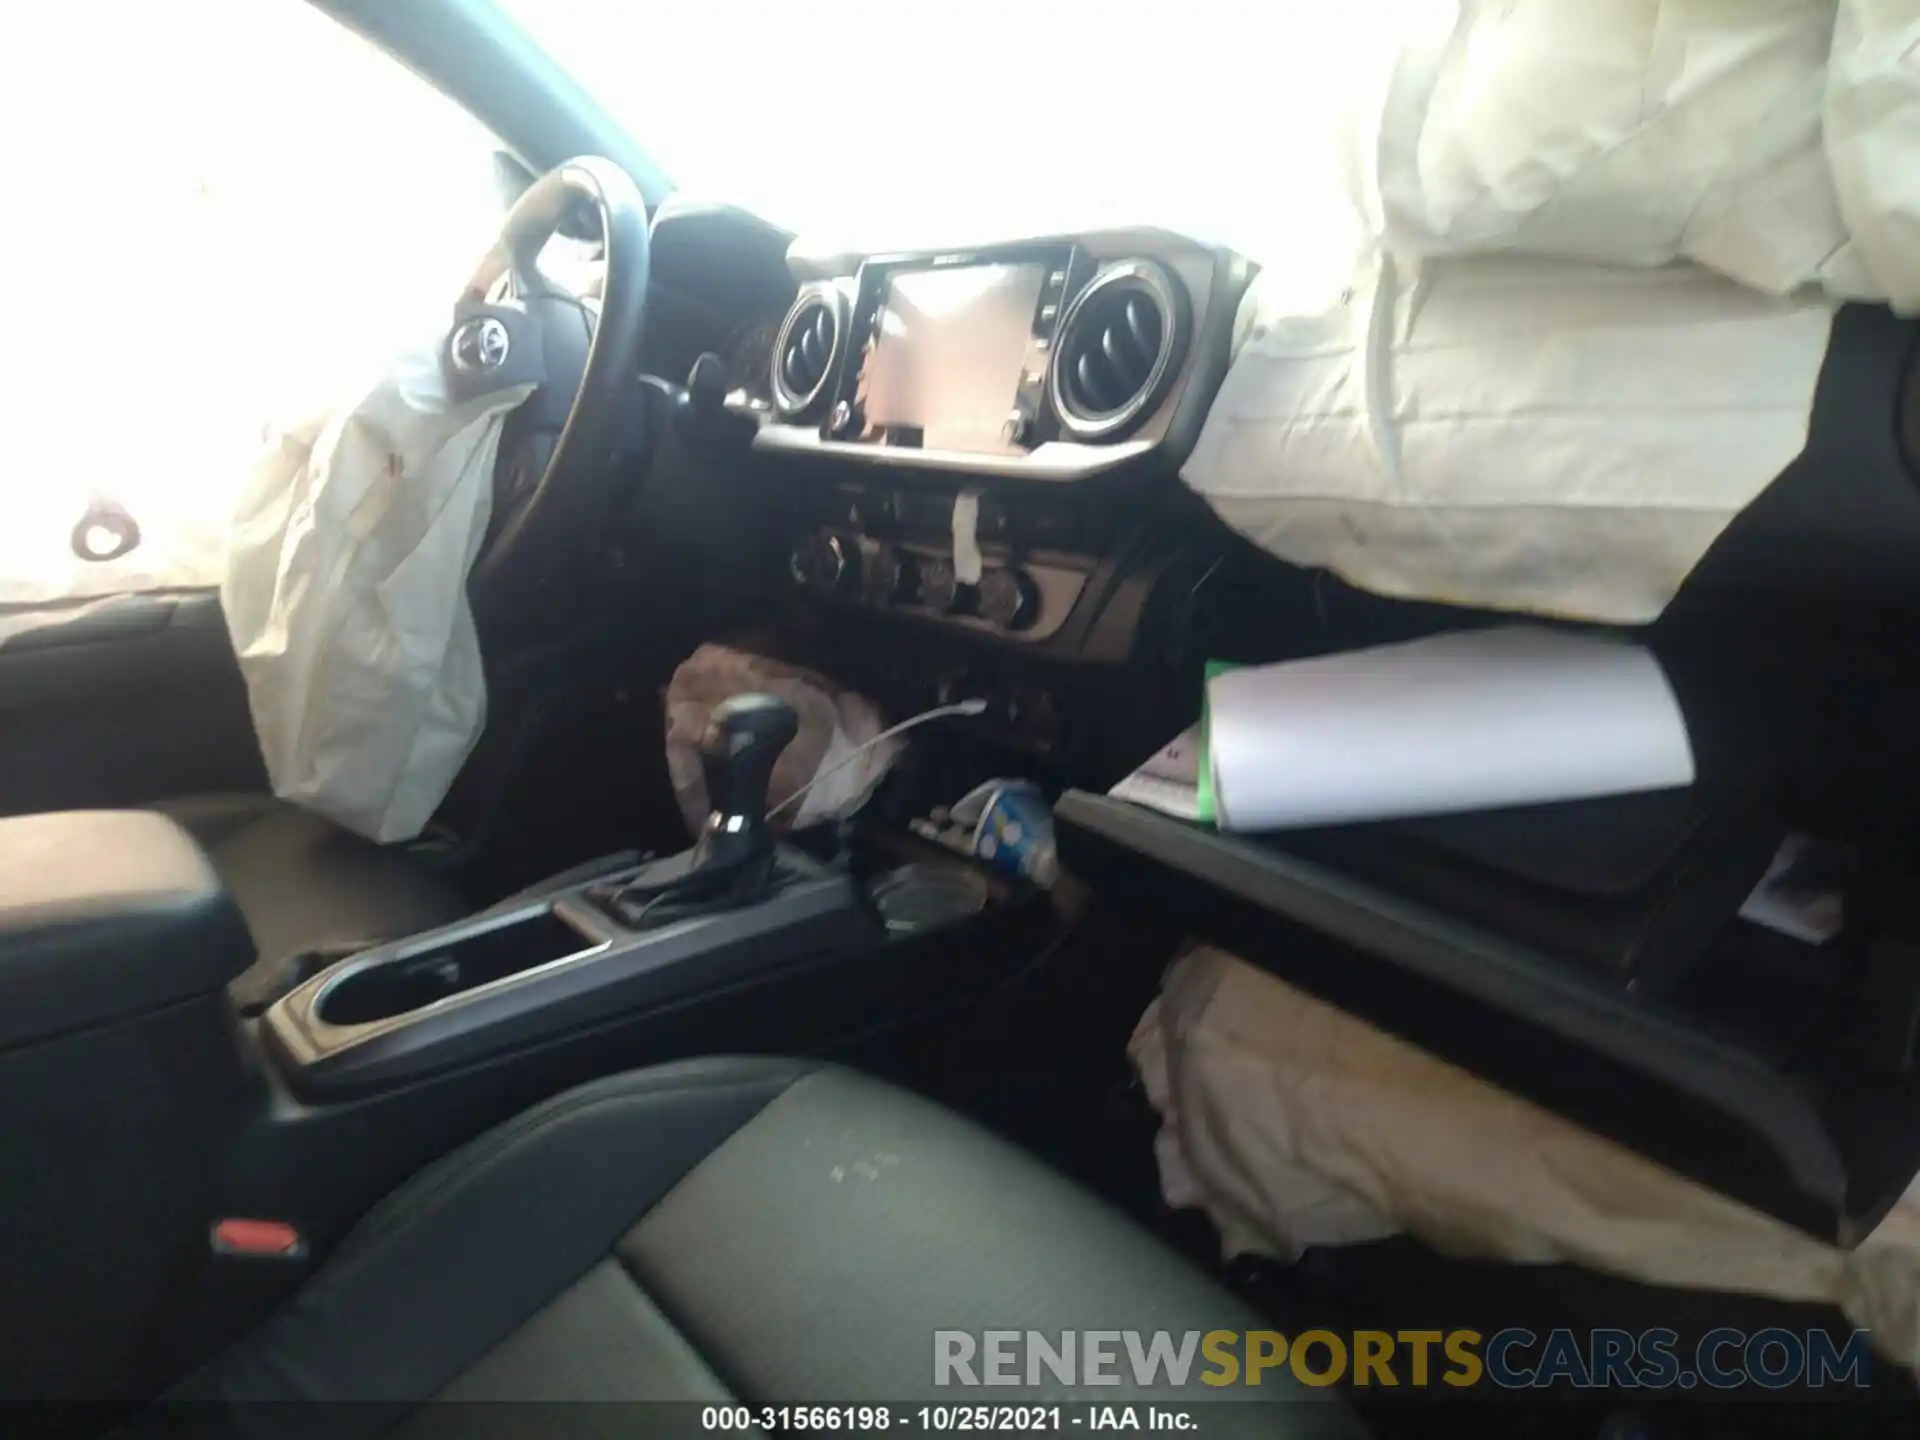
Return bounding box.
[316,908,604,1026]
[224,829,1060,1297]
[0,810,255,1399]
[266,847,885,1099]
[1057,790,1920,1245]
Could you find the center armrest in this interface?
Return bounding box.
[0,810,254,1048]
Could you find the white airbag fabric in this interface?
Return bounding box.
[222,338,531,844]
[1185,257,1836,623]
[1132,945,1920,1371]
[1183,0,1920,624]
[1827,1,1920,313]
[1362,0,1920,305]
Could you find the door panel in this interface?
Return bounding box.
[0,591,265,817]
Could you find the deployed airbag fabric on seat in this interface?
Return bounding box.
[1183,0,1920,623]
[1185,257,1836,623]
[222,338,531,844]
[1133,946,1920,1371]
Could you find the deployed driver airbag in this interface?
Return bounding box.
[223,338,532,843]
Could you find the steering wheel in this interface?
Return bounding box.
[446,156,651,625]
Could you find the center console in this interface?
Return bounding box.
[267,692,888,1098]
[266,846,874,1098]
[0,761,1060,1396]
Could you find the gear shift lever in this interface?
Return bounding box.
[690,693,800,877]
[591,693,800,924]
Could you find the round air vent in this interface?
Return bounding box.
[1049,261,1189,442]
[771,284,846,419]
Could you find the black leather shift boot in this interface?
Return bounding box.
[585,850,814,933]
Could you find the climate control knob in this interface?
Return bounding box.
[977,568,1040,631]
[790,531,861,596]
[872,545,919,603]
[918,557,968,616]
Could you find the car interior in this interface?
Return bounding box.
[5,1,1920,1435]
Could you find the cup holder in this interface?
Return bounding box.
[867,863,993,936]
[316,909,604,1026]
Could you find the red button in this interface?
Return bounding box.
[211,1218,304,1256]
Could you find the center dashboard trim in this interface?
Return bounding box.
[755,227,1252,485]
[753,426,1158,481]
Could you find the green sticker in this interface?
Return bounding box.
[1197,659,1241,826]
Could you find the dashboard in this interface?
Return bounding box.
[738,227,1253,661]
[632,207,1258,769]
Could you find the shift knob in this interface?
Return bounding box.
[693,693,800,873]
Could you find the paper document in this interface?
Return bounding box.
[1739,834,1853,946]
[1111,727,1208,822]
[1207,627,1695,833]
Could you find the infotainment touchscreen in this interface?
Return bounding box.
[854,261,1048,453]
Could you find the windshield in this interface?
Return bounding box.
[503,0,1414,279]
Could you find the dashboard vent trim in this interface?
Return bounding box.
[1048,261,1188,442]
[771,284,845,420]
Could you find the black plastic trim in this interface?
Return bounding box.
[266,850,880,1099]
[1054,791,1870,1239]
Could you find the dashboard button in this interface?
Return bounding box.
[791,531,861,596]
[977,568,1039,631]
[872,545,919,603]
[829,400,858,437]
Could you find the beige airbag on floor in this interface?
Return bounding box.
[1130,945,1920,1368]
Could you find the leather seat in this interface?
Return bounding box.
[154,794,470,1003]
[176,1058,1367,1437]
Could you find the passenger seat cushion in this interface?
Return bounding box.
[620,1068,1297,1404]
[182,1059,1365,1439]
[153,794,470,967]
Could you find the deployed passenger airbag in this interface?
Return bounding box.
[1184,0,1920,623]
[1133,945,1920,1371]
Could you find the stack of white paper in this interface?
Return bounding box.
[1109,728,1206,822]
[1206,627,1695,833]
